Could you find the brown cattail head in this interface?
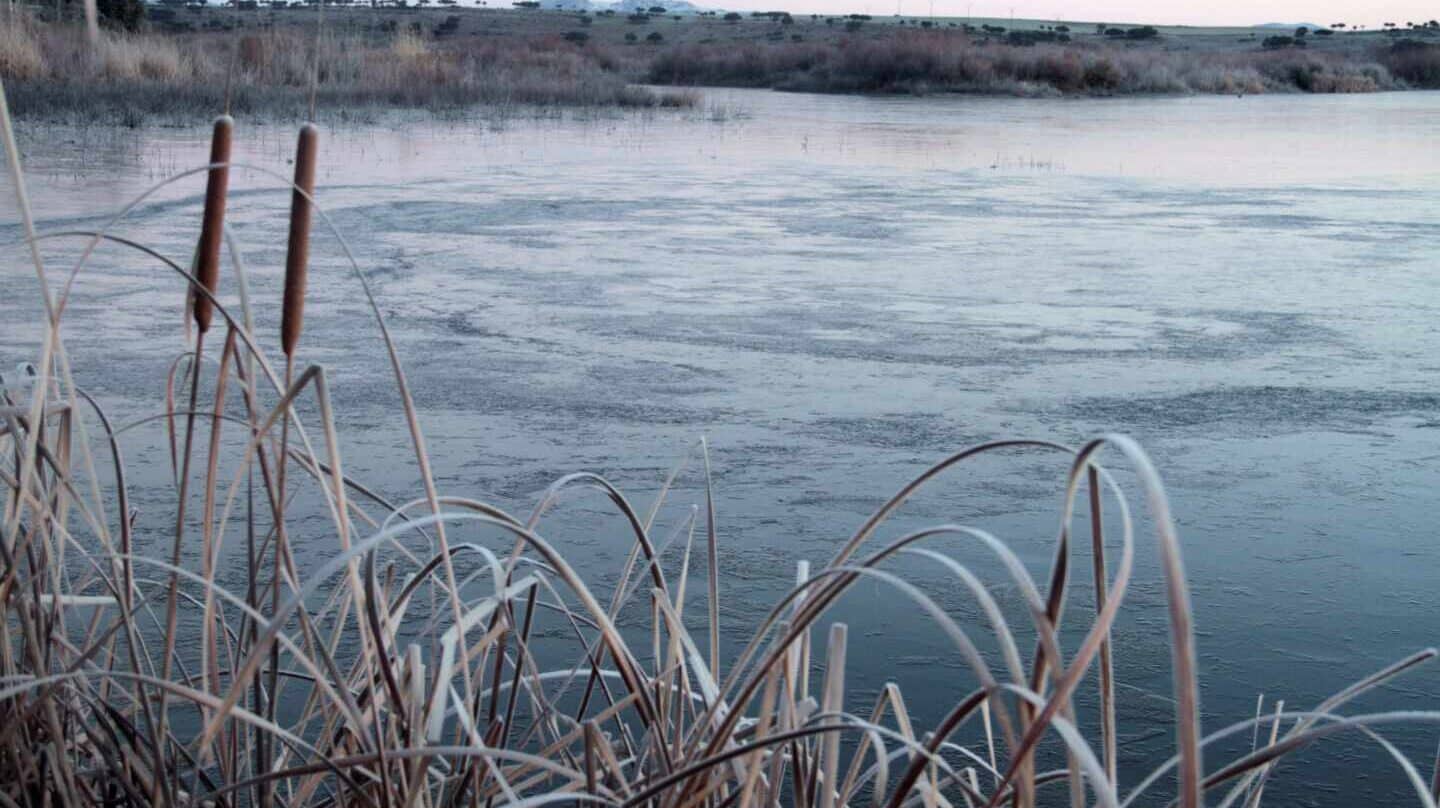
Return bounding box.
[281,123,319,357]
[193,114,234,334]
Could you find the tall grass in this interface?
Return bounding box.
[0,14,684,122]
[4,71,1440,808]
[648,31,1405,95]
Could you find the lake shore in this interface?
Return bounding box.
[3,6,1440,123]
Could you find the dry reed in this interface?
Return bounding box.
[1,19,687,123]
[2,65,1440,808]
[648,31,1413,96]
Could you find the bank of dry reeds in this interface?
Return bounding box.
[648,31,1436,96]
[0,12,684,122]
[4,51,1440,808]
[7,9,1440,124]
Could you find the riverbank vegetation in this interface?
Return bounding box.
[3,4,1440,121]
[0,10,686,123]
[648,33,1435,95]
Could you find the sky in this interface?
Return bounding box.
[708,0,1440,28]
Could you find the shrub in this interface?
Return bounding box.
[562,30,588,43]
[1082,55,1122,88]
[646,30,663,43]
[1006,29,1061,46]
[97,0,147,31]
[723,11,741,21]
[1385,39,1440,86]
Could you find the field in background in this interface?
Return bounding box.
[2,2,1440,122]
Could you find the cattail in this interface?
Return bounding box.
[193,115,233,334]
[281,123,319,357]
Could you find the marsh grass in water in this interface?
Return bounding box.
[2,66,1440,808]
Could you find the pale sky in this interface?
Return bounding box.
[713,0,1439,28]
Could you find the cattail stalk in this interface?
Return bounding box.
[281,123,318,357]
[193,115,233,334]
[270,124,318,808]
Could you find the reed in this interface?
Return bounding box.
[1,20,690,124]
[2,76,1440,808]
[647,32,1404,96]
